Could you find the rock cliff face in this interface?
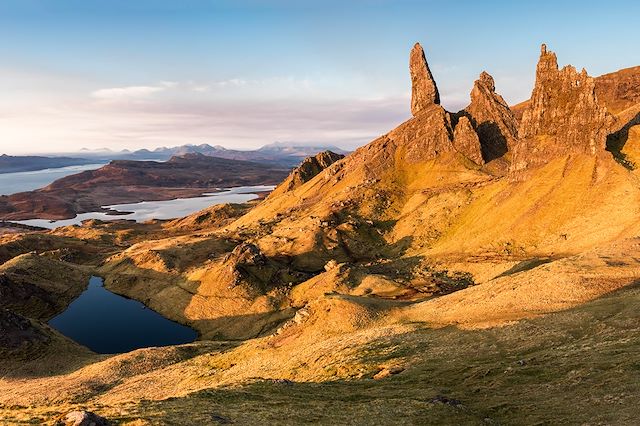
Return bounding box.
[389,104,456,163]
[463,71,519,163]
[512,44,613,172]
[410,43,440,115]
[595,66,640,115]
[452,116,484,165]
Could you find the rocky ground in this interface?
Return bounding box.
[2,42,640,424]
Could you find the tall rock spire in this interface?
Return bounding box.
[410,43,440,115]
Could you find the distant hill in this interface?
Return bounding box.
[0,153,290,220]
[0,155,95,174]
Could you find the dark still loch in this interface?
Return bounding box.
[48,276,197,354]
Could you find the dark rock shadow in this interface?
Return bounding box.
[606,111,640,169]
[476,121,509,163]
[457,112,509,163]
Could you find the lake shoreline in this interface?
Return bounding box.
[0,154,289,221]
[49,276,197,354]
[11,185,275,229]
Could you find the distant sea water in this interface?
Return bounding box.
[13,185,275,229]
[0,163,107,195]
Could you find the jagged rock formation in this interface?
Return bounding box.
[410,43,440,115]
[452,116,484,165]
[512,44,613,172]
[222,242,278,291]
[271,151,345,196]
[463,71,519,163]
[389,103,456,163]
[513,66,640,122]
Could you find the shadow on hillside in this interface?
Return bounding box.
[606,111,640,169]
[493,257,554,279]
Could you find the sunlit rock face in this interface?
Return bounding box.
[410,42,440,116]
[512,44,613,172]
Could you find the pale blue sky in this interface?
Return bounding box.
[0,0,638,154]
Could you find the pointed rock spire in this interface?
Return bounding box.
[464,71,518,163]
[410,43,440,116]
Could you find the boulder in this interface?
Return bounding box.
[56,411,110,426]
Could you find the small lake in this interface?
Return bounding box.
[49,276,197,354]
[0,163,107,195]
[13,185,275,229]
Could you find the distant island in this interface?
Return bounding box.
[0,155,96,174]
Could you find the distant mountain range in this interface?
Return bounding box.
[0,143,350,175]
[74,142,350,166]
[0,155,96,174]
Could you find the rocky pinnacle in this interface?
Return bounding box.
[512,43,613,172]
[410,43,440,115]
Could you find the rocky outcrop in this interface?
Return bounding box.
[512,44,613,172]
[612,124,640,168]
[55,411,110,426]
[277,151,344,193]
[464,71,519,162]
[410,43,440,115]
[0,309,50,350]
[222,243,279,292]
[452,116,484,165]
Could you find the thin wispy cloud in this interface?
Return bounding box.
[91,81,179,101]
